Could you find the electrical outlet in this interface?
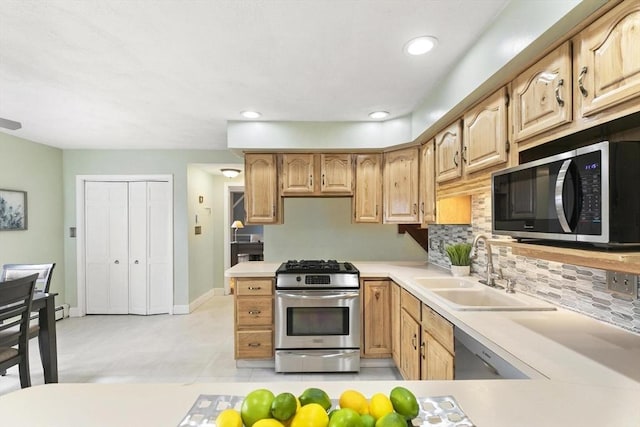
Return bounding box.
[606,271,639,298]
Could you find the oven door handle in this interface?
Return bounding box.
[277,292,360,300]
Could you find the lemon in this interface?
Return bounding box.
[272,392,299,422]
[290,403,330,427]
[368,393,393,421]
[389,387,418,420]
[328,408,364,427]
[299,388,332,411]
[338,390,369,415]
[360,414,375,427]
[254,419,286,427]
[241,389,276,427]
[216,409,243,427]
[374,412,406,427]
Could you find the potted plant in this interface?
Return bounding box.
[444,242,472,276]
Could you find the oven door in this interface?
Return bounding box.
[275,289,360,350]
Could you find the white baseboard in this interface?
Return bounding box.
[69,307,84,317]
[173,287,222,314]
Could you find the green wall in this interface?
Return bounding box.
[0,133,65,299]
[62,149,241,309]
[264,198,426,262]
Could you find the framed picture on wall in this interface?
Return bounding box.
[0,189,27,230]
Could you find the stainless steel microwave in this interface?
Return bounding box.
[492,141,640,247]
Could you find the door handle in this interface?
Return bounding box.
[554,159,573,233]
[134,260,139,264]
[114,260,120,264]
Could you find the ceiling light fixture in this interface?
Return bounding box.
[369,111,390,120]
[221,168,241,178]
[240,111,261,119]
[404,36,438,56]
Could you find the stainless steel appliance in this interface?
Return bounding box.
[492,140,640,247]
[274,260,360,373]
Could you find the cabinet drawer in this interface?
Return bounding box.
[400,288,421,321]
[236,278,273,296]
[236,298,273,326]
[236,330,273,358]
[421,304,454,354]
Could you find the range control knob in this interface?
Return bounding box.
[296,276,302,282]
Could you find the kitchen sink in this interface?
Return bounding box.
[431,288,557,311]
[412,277,479,289]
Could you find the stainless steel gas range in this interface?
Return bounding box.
[274,259,360,373]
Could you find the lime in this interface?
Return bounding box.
[368,393,393,421]
[272,392,299,422]
[360,414,376,427]
[374,412,406,427]
[290,403,330,427]
[254,419,286,427]
[389,387,418,420]
[242,389,276,427]
[216,409,243,427]
[299,388,332,411]
[338,390,369,415]
[328,408,364,427]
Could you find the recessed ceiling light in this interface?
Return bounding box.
[369,111,389,120]
[404,36,438,56]
[241,111,261,119]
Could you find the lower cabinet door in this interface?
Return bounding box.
[235,330,273,359]
[423,332,454,380]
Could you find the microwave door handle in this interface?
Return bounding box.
[555,159,573,233]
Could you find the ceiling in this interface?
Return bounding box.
[0,0,510,150]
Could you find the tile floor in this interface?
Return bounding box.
[0,295,401,396]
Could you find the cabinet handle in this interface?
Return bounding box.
[272,205,276,216]
[578,66,588,97]
[375,205,378,216]
[248,286,262,290]
[322,174,325,186]
[374,291,380,300]
[554,78,565,107]
[248,310,261,315]
[248,342,261,348]
[453,151,459,167]
[310,175,313,186]
[413,203,417,215]
[462,146,468,163]
[421,202,424,214]
[420,342,426,360]
[412,334,417,349]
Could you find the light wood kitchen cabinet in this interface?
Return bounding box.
[575,1,640,119]
[383,147,420,223]
[353,153,383,223]
[435,121,463,183]
[422,332,454,380]
[234,277,274,359]
[280,153,353,196]
[362,280,392,358]
[512,41,573,142]
[399,288,421,380]
[420,303,455,380]
[419,140,436,226]
[244,153,281,224]
[462,87,509,175]
[390,281,401,368]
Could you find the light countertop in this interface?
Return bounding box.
[1,380,638,427]
[226,261,640,388]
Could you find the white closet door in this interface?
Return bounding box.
[147,181,172,314]
[128,182,148,315]
[85,182,129,314]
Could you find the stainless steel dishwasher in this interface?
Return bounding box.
[454,328,529,380]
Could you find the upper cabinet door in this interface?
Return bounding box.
[577,1,640,118]
[281,153,315,195]
[420,140,436,226]
[462,87,509,175]
[435,121,462,183]
[512,41,572,142]
[320,153,353,195]
[245,153,280,224]
[354,153,382,223]
[383,147,420,224]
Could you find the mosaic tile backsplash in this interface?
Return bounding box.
[428,190,640,335]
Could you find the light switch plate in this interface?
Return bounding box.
[606,271,639,298]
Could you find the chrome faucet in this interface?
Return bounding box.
[471,234,502,287]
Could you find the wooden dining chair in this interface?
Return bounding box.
[0,263,56,293]
[0,273,38,388]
